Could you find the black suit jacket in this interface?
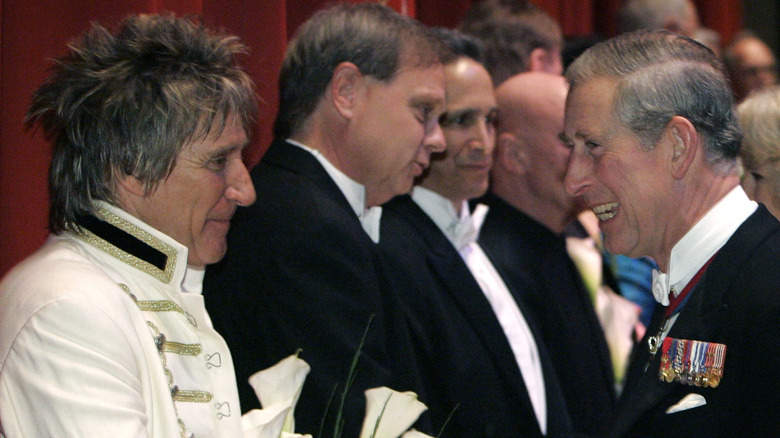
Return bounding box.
[379,194,573,438]
[204,139,429,437]
[477,193,617,436]
[611,205,780,437]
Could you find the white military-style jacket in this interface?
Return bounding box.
[0,202,242,437]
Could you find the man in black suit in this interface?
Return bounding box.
[562,29,780,437]
[478,71,625,436]
[380,30,572,437]
[203,4,447,436]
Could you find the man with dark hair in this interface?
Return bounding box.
[459,0,563,86]
[0,14,257,437]
[563,29,780,436]
[617,0,699,37]
[204,3,446,436]
[380,28,572,438]
[724,31,778,103]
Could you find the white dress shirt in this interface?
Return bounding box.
[288,139,382,243]
[651,186,757,339]
[412,186,548,434]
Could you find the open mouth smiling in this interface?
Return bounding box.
[593,202,619,221]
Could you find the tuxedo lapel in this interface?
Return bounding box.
[252,140,373,245]
[426,251,531,397]
[389,196,539,428]
[261,139,357,218]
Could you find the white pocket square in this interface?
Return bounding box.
[665,393,706,414]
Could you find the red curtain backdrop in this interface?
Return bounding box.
[0,0,743,276]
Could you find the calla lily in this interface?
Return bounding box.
[359,387,428,438]
[248,354,311,433]
[241,401,292,438]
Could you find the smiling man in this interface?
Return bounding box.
[562,30,780,437]
[380,29,573,438]
[203,4,446,436]
[0,14,257,437]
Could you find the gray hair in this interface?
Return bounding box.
[566,30,741,169]
[738,85,780,169]
[273,2,446,139]
[27,13,258,234]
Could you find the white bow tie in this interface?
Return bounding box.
[360,206,382,243]
[651,269,671,306]
[448,204,488,251]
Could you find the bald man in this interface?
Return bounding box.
[477,72,622,436]
[725,33,778,102]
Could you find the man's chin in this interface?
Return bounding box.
[188,242,228,267]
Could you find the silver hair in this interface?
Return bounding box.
[737,85,780,169]
[27,13,258,234]
[566,30,742,170]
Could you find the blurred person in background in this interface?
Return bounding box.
[738,85,780,219]
[724,31,778,103]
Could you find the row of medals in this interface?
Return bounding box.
[658,337,726,388]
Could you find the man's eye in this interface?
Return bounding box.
[585,141,601,150]
[751,171,764,181]
[207,156,228,171]
[486,113,498,127]
[440,112,476,128]
[453,114,472,126]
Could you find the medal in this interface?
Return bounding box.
[658,337,675,382]
[691,341,706,387]
[708,343,726,388]
[672,338,684,382]
[659,337,727,387]
[702,342,716,387]
[681,339,694,385]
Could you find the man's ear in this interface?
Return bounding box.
[330,62,363,120]
[116,173,147,197]
[528,48,548,73]
[497,132,525,175]
[528,47,562,74]
[666,115,698,179]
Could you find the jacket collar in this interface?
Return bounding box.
[76,201,187,285]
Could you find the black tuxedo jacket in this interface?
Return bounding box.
[204,139,429,437]
[611,205,780,437]
[477,193,617,436]
[379,194,573,438]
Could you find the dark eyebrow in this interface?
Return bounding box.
[440,108,478,123]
